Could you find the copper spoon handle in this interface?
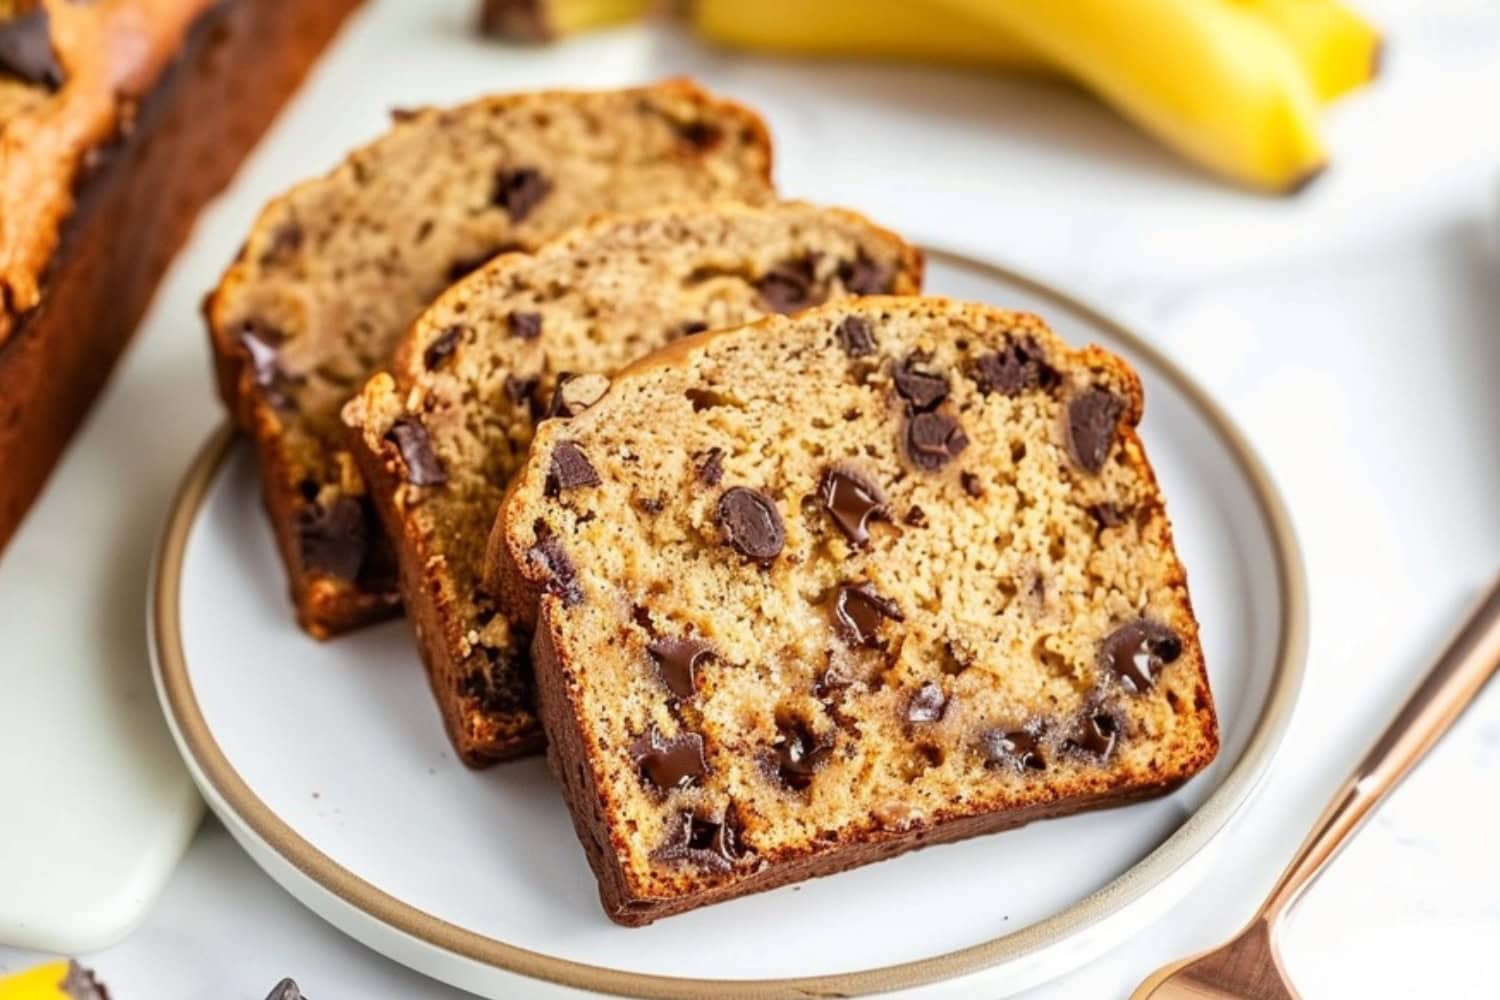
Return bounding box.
[1257,576,1500,922]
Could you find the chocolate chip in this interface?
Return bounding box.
[385,417,447,486]
[972,338,1058,396]
[527,531,582,606]
[239,322,300,409]
[907,682,948,723]
[717,487,784,563]
[655,808,740,872]
[1100,620,1183,693]
[0,7,63,89]
[904,505,927,527]
[637,496,664,514]
[756,256,824,315]
[648,636,715,699]
[544,371,609,418]
[1088,502,1128,529]
[961,472,984,498]
[980,729,1046,772]
[835,315,877,357]
[677,320,709,337]
[630,726,708,791]
[832,583,904,647]
[675,119,722,150]
[424,325,463,370]
[1066,712,1119,759]
[503,373,543,417]
[458,655,528,716]
[697,447,724,486]
[1067,387,1124,473]
[492,166,552,222]
[893,355,948,410]
[820,467,885,546]
[906,411,969,470]
[298,495,367,581]
[546,441,599,496]
[773,719,832,790]
[509,311,542,339]
[260,221,304,266]
[262,978,304,1000]
[838,253,895,295]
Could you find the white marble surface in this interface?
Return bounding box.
[4,0,1500,995]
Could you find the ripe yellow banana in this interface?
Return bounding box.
[924,0,1326,192]
[0,960,106,1000]
[480,0,651,43]
[1240,0,1382,101]
[691,0,1046,73]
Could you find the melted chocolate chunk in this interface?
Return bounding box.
[385,417,447,486]
[262,979,305,1000]
[717,487,785,563]
[298,495,368,581]
[1100,620,1183,693]
[961,472,984,498]
[0,7,63,89]
[835,315,877,357]
[906,411,969,470]
[492,166,552,222]
[773,719,833,790]
[832,583,904,647]
[424,325,464,370]
[893,355,948,410]
[756,256,824,314]
[655,808,740,872]
[907,682,948,724]
[508,311,542,340]
[972,338,1058,396]
[239,322,300,409]
[630,726,708,791]
[1066,712,1119,759]
[1067,387,1124,473]
[980,729,1047,772]
[527,532,582,606]
[838,253,895,295]
[697,447,725,486]
[648,636,715,699]
[904,505,927,527]
[1087,502,1128,529]
[819,467,885,546]
[545,441,599,496]
[544,372,609,418]
[677,319,710,337]
[503,373,543,417]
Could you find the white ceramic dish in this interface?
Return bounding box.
[151,252,1305,999]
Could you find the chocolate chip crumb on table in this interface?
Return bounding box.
[493,296,1218,924]
[342,201,921,764]
[205,79,774,638]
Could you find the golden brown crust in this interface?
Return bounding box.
[0,0,362,553]
[203,78,777,637]
[500,296,1217,922]
[344,201,922,763]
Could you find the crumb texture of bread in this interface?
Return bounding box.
[204,79,774,636]
[498,297,1218,922]
[342,201,921,763]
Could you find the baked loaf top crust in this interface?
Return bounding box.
[204,79,775,637]
[0,0,217,343]
[495,297,1218,922]
[341,201,922,764]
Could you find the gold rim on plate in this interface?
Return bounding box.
[151,251,1308,999]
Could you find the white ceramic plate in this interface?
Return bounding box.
[151,252,1305,999]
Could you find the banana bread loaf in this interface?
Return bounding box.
[0,0,360,553]
[493,296,1218,923]
[204,79,774,636]
[342,201,921,764]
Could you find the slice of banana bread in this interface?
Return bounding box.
[204,79,774,637]
[493,296,1218,923]
[342,201,921,764]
